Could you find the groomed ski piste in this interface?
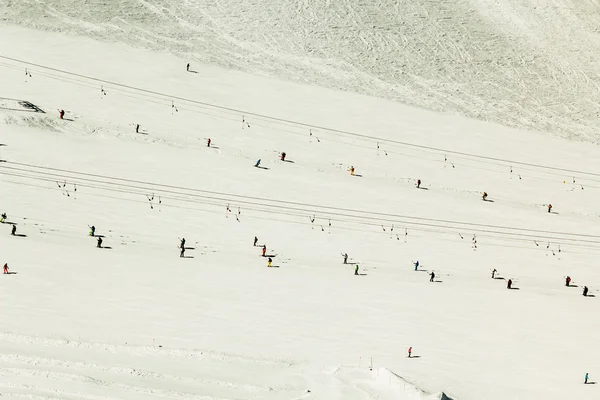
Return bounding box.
[1,19,600,400]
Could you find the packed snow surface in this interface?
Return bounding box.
[3,0,600,141]
[1,17,600,400]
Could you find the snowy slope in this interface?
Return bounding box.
[3,0,600,141]
[1,25,600,400]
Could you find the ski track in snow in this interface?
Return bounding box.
[2,0,600,141]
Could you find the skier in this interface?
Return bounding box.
[414,260,419,271]
[342,253,348,264]
[566,276,571,287]
[11,225,16,236]
[262,245,267,257]
[0,213,6,223]
[59,109,65,119]
[408,347,412,358]
[267,257,272,268]
[482,192,488,201]
[3,263,8,274]
[507,279,513,289]
[136,124,140,133]
[585,373,589,384]
[254,236,258,246]
[548,204,553,213]
[583,286,589,296]
[355,264,359,275]
[207,138,211,147]
[417,179,421,189]
[350,166,355,176]
[180,246,185,257]
[89,225,96,237]
[97,237,103,248]
[281,152,286,161]
[180,238,186,249]
[429,271,435,282]
[492,268,497,279]
[255,159,262,168]
[186,63,190,72]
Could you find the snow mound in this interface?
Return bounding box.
[341,367,455,400]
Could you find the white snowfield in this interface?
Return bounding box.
[1,23,600,400]
[2,0,600,141]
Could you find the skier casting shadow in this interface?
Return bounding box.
[354,265,367,276]
[254,159,269,170]
[11,224,27,237]
[280,152,295,163]
[96,237,112,249]
[507,279,519,290]
[429,271,442,282]
[416,179,428,190]
[407,347,421,358]
[3,263,17,274]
